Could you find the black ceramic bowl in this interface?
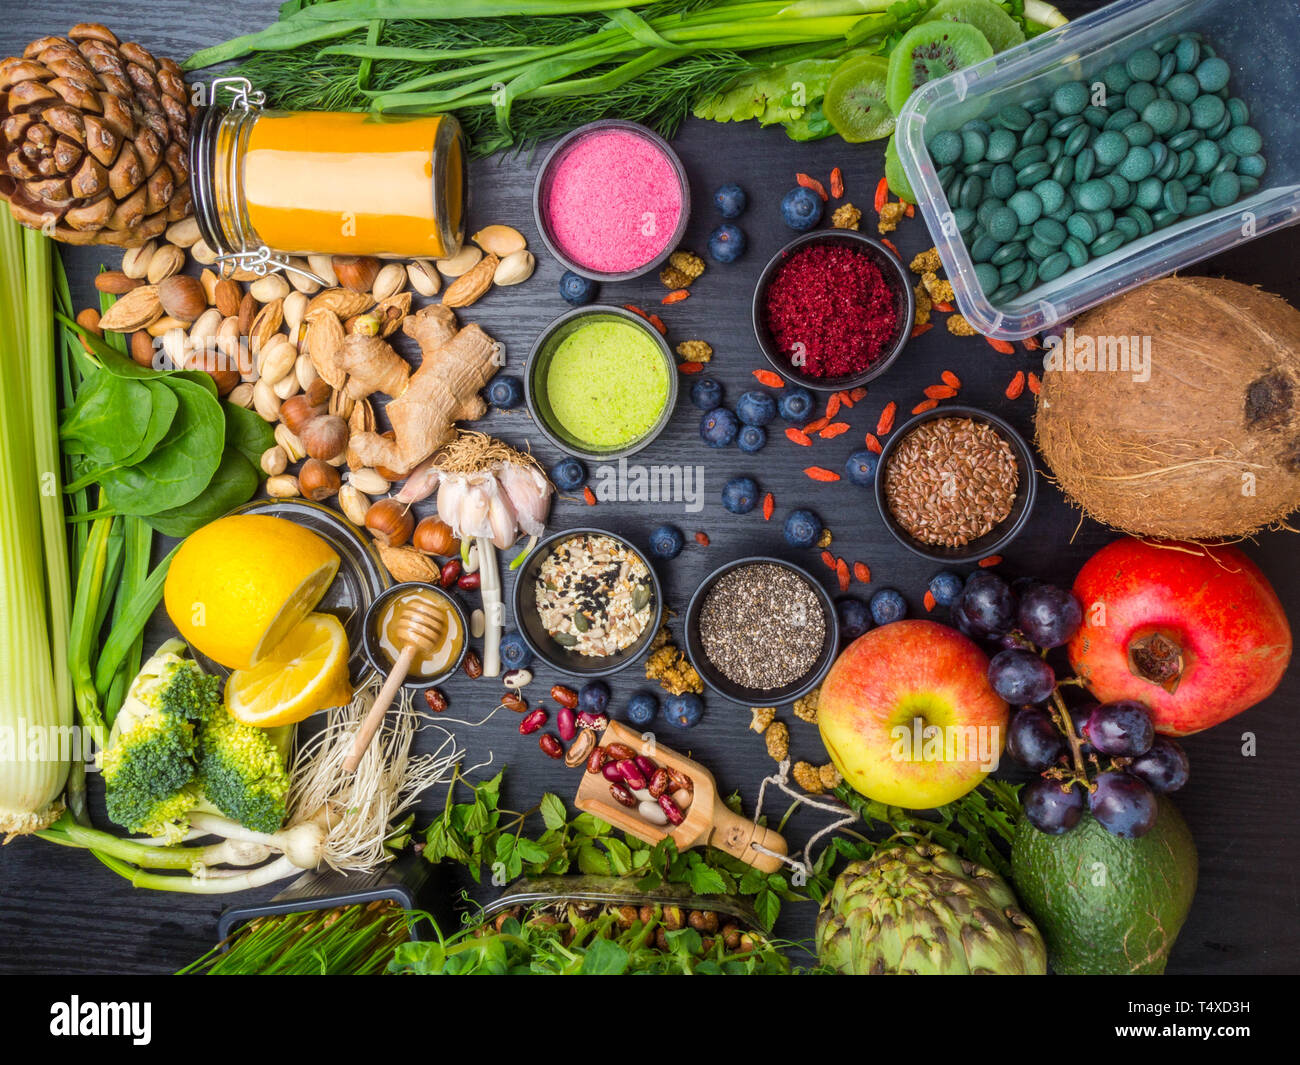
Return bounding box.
[361,582,470,689]
[684,556,838,705]
[752,230,915,393]
[873,404,1037,565]
[512,528,664,678]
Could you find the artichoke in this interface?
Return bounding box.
[816,843,1046,974]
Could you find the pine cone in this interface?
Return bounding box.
[0,23,194,246]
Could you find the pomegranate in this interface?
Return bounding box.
[1068,539,1291,736]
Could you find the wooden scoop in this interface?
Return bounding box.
[575,721,787,873]
[343,594,446,772]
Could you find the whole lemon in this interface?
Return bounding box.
[164,515,340,670]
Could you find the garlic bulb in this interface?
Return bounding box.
[498,461,552,539]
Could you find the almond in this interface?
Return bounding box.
[130,330,156,368]
[98,284,163,333]
[237,290,257,335]
[441,254,498,309]
[305,309,347,390]
[200,268,220,305]
[158,274,207,323]
[94,270,140,295]
[146,315,190,338]
[249,298,285,354]
[215,278,241,317]
[306,287,375,320]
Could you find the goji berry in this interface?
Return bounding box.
[677,362,704,374]
[911,398,939,414]
[830,167,844,199]
[1022,335,1041,351]
[583,485,596,506]
[1027,371,1042,395]
[797,172,828,201]
[661,289,690,304]
[864,433,882,454]
[803,416,830,433]
[941,370,961,389]
[819,422,850,439]
[985,336,1015,355]
[853,561,870,584]
[785,427,813,447]
[695,531,710,546]
[877,401,897,436]
[924,590,936,612]
[978,555,1003,568]
[821,550,836,570]
[849,386,869,402]
[623,304,649,320]
[881,237,900,257]
[924,384,958,399]
[873,177,889,213]
[805,466,840,482]
[904,202,915,218]
[762,492,774,521]
[835,558,851,592]
[1006,371,1026,400]
[932,300,955,313]
[752,368,785,387]
[911,322,933,338]
[648,313,667,335]
[837,389,856,409]
[826,393,841,419]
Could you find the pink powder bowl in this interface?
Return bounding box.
[536,121,688,278]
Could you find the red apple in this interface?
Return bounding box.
[819,620,1008,809]
[1068,539,1291,736]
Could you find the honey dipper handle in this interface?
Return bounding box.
[706,800,789,874]
[343,645,416,773]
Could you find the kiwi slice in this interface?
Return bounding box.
[886,21,994,115]
[824,55,895,143]
[920,0,1026,54]
[884,134,916,204]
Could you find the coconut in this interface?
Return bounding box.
[1035,276,1300,539]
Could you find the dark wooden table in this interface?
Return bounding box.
[2,0,1297,976]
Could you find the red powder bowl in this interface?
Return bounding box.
[752,232,915,392]
[533,119,691,281]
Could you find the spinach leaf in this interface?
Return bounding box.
[223,401,276,475]
[62,378,179,494]
[100,376,225,516]
[60,371,153,464]
[144,448,259,537]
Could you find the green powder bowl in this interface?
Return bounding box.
[525,305,678,460]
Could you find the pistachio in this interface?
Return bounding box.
[374,291,411,337]
[190,239,217,266]
[441,253,497,309]
[338,484,370,526]
[349,467,389,495]
[161,326,188,368]
[283,290,309,335]
[165,217,201,247]
[145,243,185,284]
[407,259,441,297]
[258,335,297,384]
[253,378,281,421]
[249,273,291,304]
[227,382,255,409]
[273,373,300,401]
[306,254,339,288]
[98,284,163,333]
[261,445,288,477]
[493,249,535,287]
[121,241,157,280]
[286,257,321,294]
[347,397,374,435]
[295,352,318,392]
[372,262,407,302]
[472,224,527,257]
[275,421,307,462]
[199,268,220,306]
[188,307,222,348]
[435,244,482,277]
[266,474,300,498]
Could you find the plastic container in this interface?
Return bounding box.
[894,0,1300,339]
[483,875,761,931]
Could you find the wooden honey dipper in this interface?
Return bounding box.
[344,594,447,772]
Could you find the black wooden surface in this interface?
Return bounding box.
[2,0,1298,976]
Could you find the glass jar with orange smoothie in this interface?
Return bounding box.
[190,78,466,273]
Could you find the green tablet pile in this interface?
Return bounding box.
[927,31,1266,307]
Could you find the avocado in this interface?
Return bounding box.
[1011,796,1197,974]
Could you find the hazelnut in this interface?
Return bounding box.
[280,393,325,437]
[412,517,458,556]
[298,458,342,501]
[332,255,380,293]
[364,498,414,547]
[300,413,349,461]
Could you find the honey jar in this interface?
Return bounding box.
[190,77,466,277]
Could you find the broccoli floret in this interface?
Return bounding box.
[156,662,222,723]
[197,706,291,834]
[101,711,199,841]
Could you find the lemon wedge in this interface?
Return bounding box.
[224,613,352,727]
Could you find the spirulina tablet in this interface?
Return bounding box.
[1062,123,1093,157]
[1013,145,1047,169]
[1175,36,1200,72]
[1089,230,1125,257]
[1125,205,1154,236]
[1195,56,1230,92]
[1126,82,1158,114]
[1075,147,1096,182]
[1051,114,1084,138]
[1083,106,1110,129]
[1191,139,1220,174]
[1185,194,1212,216]
[971,234,1000,261]
[1100,62,1131,94]
[1162,180,1188,213]
[1118,145,1155,180]
[999,259,1026,284]
[990,283,1020,305]
[1032,178,1066,214]
[990,241,1025,267]
[1114,215,1140,241]
[1104,107,1138,132]
[1224,125,1262,156]
[1066,212,1097,242]
[1051,81,1089,116]
[961,129,987,164]
[1008,189,1043,225]
[1090,208,1115,234]
[1151,207,1178,227]
[1226,97,1249,125]
[1038,251,1071,281]
[1127,47,1161,82]
[1156,51,1177,85]
[1237,153,1267,178]
[974,262,1000,294]
[962,118,993,136]
[952,206,976,234]
[1141,98,1178,135]
[985,205,1020,241]
[998,104,1033,130]
[1076,178,1113,211]
[1123,121,1155,147]
[1190,94,1225,130]
[1209,170,1240,206]
[1174,149,1196,179]
[1063,235,1089,267]
[1166,72,1199,104]
[986,128,1017,162]
[1105,173,1134,207]
[990,163,1017,199]
[1022,118,1050,146]
[1239,175,1260,193]
[1017,161,1051,187]
[1180,173,1202,194]
[1018,261,1038,292]
[1205,112,1231,140]
[929,130,963,166]
[1052,155,1075,185]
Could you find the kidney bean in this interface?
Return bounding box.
[457,571,481,592]
[462,650,483,679]
[634,755,657,780]
[439,559,461,588]
[608,782,636,808]
[575,711,608,732]
[586,747,608,774]
[657,794,684,826]
[539,734,563,759]
[638,799,669,826]
[423,688,447,713]
[648,767,671,799]
[602,762,624,783]
[672,788,693,810]
[519,708,548,735]
[557,706,576,742]
[667,767,694,795]
[617,759,647,790]
[550,685,578,708]
[605,742,635,761]
[501,691,527,713]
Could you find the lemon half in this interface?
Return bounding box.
[224,613,352,727]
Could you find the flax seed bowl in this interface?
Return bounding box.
[752,230,915,393]
[532,119,690,282]
[684,557,838,704]
[874,405,1037,564]
[513,528,664,677]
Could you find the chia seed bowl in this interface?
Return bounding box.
[684,557,838,705]
[512,527,664,678]
[752,230,915,393]
[873,404,1037,565]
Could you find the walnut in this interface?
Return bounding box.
[877,201,906,234]
[921,271,955,304]
[675,339,713,363]
[818,763,843,790]
[914,283,933,326]
[659,250,705,289]
[792,761,825,794]
[946,313,977,337]
[765,721,790,762]
[816,528,833,549]
[910,247,942,275]
[831,203,862,231]
[792,686,820,725]
[749,707,776,734]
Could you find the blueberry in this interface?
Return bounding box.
[722,476,759,514]
[781,186,823,231]
[486,373,524,409]
[700,407,739,448]
[844,449,879,487]
[928,571,964,607]
[735,389,777,426]
[664,693,704,728]
[559,270,597,305]
[550,457,587,492]
[626,691,660,727]
[714,182,747,218]
[708,223,746,263]
[499,632,533,670]
[778,385,815,422]
[690,376,723,411]
[783,508,821,548]
[578,680,610,715]
[738,425,767,454]
[870,588,907,625]
[837,597,872,642]
[649,524,685,560]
